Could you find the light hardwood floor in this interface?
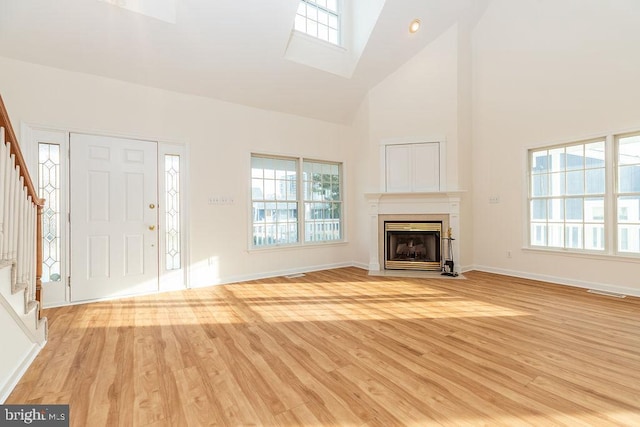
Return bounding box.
[8,267,640,426]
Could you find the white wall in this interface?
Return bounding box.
[457,23,474,271]
[349,92,371,267]
[353,24,474,268]
[0,56,357,288]
[0,302,36,402]
[471,0,640,294]
[0,265,41,402]
[367,24,459,190]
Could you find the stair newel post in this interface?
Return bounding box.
[36,198,44,319]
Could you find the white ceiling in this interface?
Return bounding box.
[0,0,489,124]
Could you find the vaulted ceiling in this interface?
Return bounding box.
[0,0,488,124]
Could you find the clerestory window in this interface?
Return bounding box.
[294,0,340,45]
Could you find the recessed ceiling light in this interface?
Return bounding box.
[409,19,421,34]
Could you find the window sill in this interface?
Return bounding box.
[290,30,346,51]
[248,240,348,253]
[522,246,640,263]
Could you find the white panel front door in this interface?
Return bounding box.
[70,133,158,302]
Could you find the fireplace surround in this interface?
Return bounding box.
[365,192,461,273]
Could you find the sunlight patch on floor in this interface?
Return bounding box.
[60,278,530,328]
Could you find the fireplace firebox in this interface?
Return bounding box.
[384,221,442,271]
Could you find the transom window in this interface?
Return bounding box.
[294,0,340,45]
[528,132,640,256]
[251,154,343,248]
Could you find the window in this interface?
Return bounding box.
[303,161,342,242]
[617,133,640,254]
[164,155,181,270]
[294,0,340,45]
[38,143,62,282]
[251,156,299,246]
[251,154,342,248]
[529,132,640,256]
[529,140,606,251]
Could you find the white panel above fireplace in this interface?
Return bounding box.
[380,137,446,193]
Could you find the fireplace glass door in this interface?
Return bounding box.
[385,221,442,271]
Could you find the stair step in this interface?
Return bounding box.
[13,281,28,295]
[26,300,38,314]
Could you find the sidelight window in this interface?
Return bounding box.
[164,154,181,270]
[38,143,62,282]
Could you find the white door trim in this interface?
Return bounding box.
[22,124,190,306]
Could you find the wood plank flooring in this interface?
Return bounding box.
[7,267,640,426]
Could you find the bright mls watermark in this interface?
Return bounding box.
[0,405,68,426]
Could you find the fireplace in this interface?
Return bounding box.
[365,192,461,274]
[385,221,442,271]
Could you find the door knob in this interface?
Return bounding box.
[149,203,156,209]
[149,225,156,231]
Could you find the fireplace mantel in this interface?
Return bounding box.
[365,192,463,273]
[365,191,465,199]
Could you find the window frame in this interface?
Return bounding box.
[302,159,343,243]
[163,154,182,271]
[526,131,640,258]
[294,0,342,46]
[250,153,344,250]
[528,138,607,253]
[38,141,64,284]
[615,132,640,255]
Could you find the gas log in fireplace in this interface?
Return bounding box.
[384,221,442,271]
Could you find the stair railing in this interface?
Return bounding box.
[0,94,44,318]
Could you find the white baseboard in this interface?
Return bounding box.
[0,342,43,403]
[351,261,369,270]
[460,264,475,273]
[468,264,640,298]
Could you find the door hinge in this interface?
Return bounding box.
[67,276,71,287]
